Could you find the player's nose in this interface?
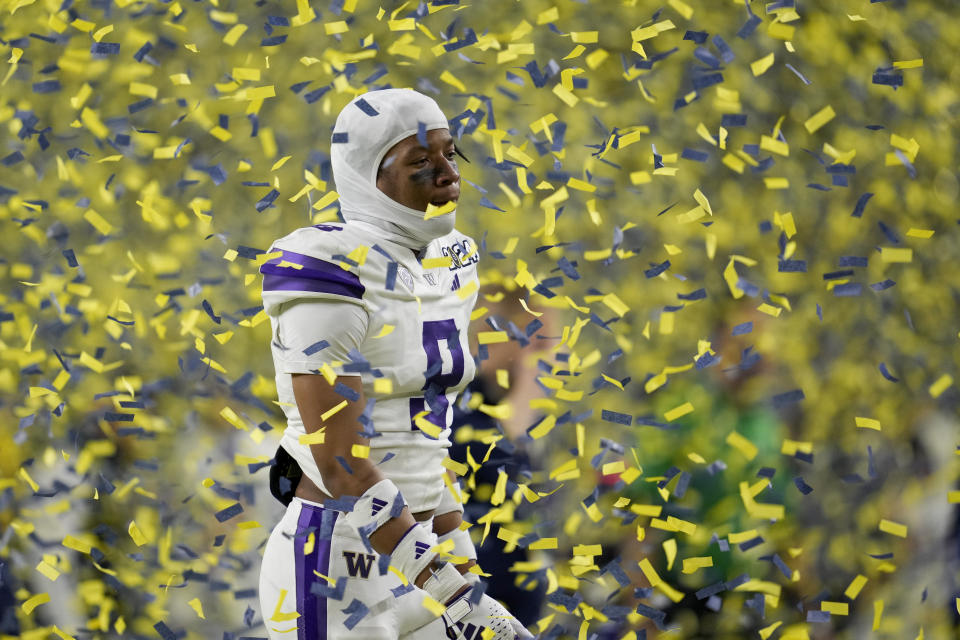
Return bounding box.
[435,156,459,185]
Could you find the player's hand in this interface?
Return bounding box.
[441,588,533,640]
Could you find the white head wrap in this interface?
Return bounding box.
[330,88,456,252]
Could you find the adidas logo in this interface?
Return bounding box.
[413,541,431,559]
[371,497,388,516]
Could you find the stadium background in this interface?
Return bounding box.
[1,0,958,637]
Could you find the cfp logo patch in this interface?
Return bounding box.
[343,551,376,579]
[441,239,478,271]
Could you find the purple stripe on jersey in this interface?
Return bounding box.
[294,502,334,640]
[260,250,364,299]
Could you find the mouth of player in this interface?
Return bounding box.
[429,194,458,207]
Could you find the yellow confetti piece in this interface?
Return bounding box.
[759,622,782,640]
[681,556,713,574]
[905,228,934,238]
[421,256,453,269]
[19,467,39,492]
[414,413,443,438]
[664,402,693,422]
[298,429,325,445]
[855,416,881,430]
[751,52,775,76]
[726,431,758,460]
[321,399,349,422]
[757,303,783,317]
[478,331,509,345]
[821,601,848,615]
[667,0,693,20]
[878,519,907,538]
[845,575,868,600]
[928,374,952,398]
[893,58,923,69]
[373,378,393,394]
[62,535,91,554]
[350,444,370,459]
[36,560,60,581]
[878,247,913,264]
[22,592,51,614]
[804,105,836,134]
[83,209,114,235]
[128,521,148,546]
[188,597,205,619]
[873,600,884,630]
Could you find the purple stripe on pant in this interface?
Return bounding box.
[294,502,335,640]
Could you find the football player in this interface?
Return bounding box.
[257,88,533,640]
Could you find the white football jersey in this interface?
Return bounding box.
[260,221,479,512]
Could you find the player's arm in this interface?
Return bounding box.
[291,372,450,590]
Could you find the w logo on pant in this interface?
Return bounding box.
[342,551,375,578]
[413,541,431,559]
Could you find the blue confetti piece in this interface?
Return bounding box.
[354,97,379,116]
[91,42,121,55]
[677,288,706,301]
[416,121,427,147]
[201,299,221,324]
[261,35,287,46]
[778,259,807,272]
[341,599,370,630]
[731,321,752,336]
[255,189,280,212]
[833,283,862,297]
[601,410,632,426]
[816,303,823,321]
[153,621,177,640]
[331,131,349,143]
[683,30,708,44]
[208,164,227,185]
[737,13,762,38]
[807,611,831,623]
[324,496,358,512]
[794,476,813,495]
[63,249,78,267]
[303,340,330,356]
[333,382,360,402]
[785,63,811,85]
[695,351,719,369]
[133,41,153,62]
[772,389,805,408]
[851,191,873,218]
[215,503,244,522]
[644,260,670,278]
[711,35,734,62]
[310,576,346,600]
[872,68,903,88]
[478,196,505,211]
[839,255,868,267]
[681,148,709,162]
[32,80,61,94]
[878,362,900,382]
[870,279,896,291]
[304,86,331,104]
[721,113,747,127]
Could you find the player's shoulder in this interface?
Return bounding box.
[267,222,364,259]
[261,223,387,310]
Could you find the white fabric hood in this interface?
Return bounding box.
[330,88,455,252]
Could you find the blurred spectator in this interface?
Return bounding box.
[447,284,556,627]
